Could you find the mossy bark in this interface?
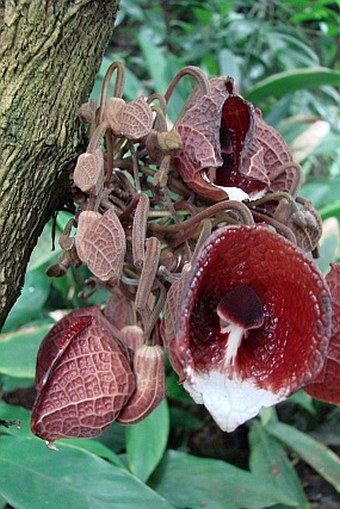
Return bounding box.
[0,0,119,329]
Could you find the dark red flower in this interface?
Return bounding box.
[162,225,332,431]
[31,306,135,442]
[173,78,298,202]
[305,263,340,404]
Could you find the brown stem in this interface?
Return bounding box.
[249,191,299,213]
[132,194,150,268]
[129,141,141,193]
[147,93,167,117]
[252,210,297,244]
[135,237,161,311]
[269,161,304,198]
[150,105,168,132]
[150,200,252,235]
[119,193,140,222]
[164,66,211,104]
[144,281,167,343]
[86,122,107,153]
[104,129,114,185]
[191,219,212,261]
[98,61,125,123]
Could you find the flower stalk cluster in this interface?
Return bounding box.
[31,62,339,445]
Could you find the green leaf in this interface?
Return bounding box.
[245,67,340,103]
[126,399,169,482]
[267,421,340,491]
[96,422,126,453]
[0,403,124,467]
[218,48,241,85]
[0,324,51,378]
[300,178,340,212]
[149,450,298,509]
[0,435,176,509]
[27,223,60,272]
[286,390,316,414]
[0,403,31,437]
[319,200,340,221]
[249,421,308,508]
[2,270,51,332]
[166,371,192,404]
[59,439,125,467]
[28,212,72,272]
[138,28,168,94]
[317,231,340,275]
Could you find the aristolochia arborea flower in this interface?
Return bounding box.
[173,77,299,202]
[162,224,332,432]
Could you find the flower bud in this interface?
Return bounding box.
[31,307,135,442]
[117,345,166,424]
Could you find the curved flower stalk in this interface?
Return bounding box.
[162,225,332,432]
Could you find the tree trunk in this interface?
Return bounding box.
[0,0,119,329]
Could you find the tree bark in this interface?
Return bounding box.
[0,0,119,329]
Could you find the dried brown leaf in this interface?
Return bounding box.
[75,208,126,283]
[78,98,98,124]
[290,201,323,252]
[73,148,104,195]
[119,96,154,140]
[104,97,126,136]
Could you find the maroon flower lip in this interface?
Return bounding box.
[305,263,340,404]
[163,224,332,431]
[173,77,297,202]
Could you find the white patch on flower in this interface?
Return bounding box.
[217,185,249,202]
[220,323,245,366]
[218,185,267,202]
[183,369,287,432]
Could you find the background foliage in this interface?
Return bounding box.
[1,1,340,508]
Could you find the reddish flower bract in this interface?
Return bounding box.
[163,224,332,431]
[305,263,340,404]
[31,306,135,442]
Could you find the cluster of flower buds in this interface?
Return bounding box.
[31,62,339,446]
[31,301,165,447]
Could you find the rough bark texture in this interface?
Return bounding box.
[0,0,119,329]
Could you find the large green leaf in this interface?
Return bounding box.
[267,421,340,491]
[126,399,169,482]
[245,67,340,102]
[2,270,51,332]
[300,178,340,210]
[0,324,51,378]
[249,421,309,508]
[149,450,298,509]
[27,212,72,272]
[0,403,124,467]
[0,435,176,509]
[138,28,168,94]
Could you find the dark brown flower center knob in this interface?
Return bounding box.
[217,285,264,365]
